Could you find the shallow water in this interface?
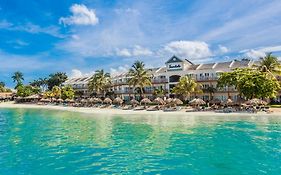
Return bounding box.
[0,108,281,175]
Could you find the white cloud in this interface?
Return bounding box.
[115,45,153,57]
[161,40,212,59]
[110,65,129,77]
[59,4,99,26]
[218,45,229,54]
[132,45,153,56]
[259,45,281,53]
[70,69,83,78]
[0,20,64,38]
[242,49,266,59]
[241,45,281,59]
[116,48,131,57]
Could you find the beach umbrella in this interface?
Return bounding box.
[81,99,87,103]
[56,98,63,103]
[164,98,173,104]
[141,98,152,104]
[25,94,40,99]
[246,98,267,106]
[153,97,165,105]
[210,98,222,104]
[90,97,102,104]
[103,98,112,104]
[141,98,152,108]
[172,98,183,105]
[40,98,51,102]
[223,98,233,106]
[130,99,140,105]
[189,98,206,106]
[65,99,75,103]
[113,97,123,105]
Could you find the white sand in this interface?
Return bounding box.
[0,101,280,116]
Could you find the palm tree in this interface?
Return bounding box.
[153,86,166,98]
[12,71,24,89]
[88,70,111,97]
[52,86,61,99]
[203,86,216,100]
[256,53,281,76]
[128,61,152,99]
[172,76,202,100]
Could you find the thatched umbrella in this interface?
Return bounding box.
[223,98,233,106]
[25,94,40,99]
[40,98,51,103]
[246,98,267,106]
[210,98,222,104]
[172,98,183,106]
[80,99,87,103]
[130,99,140,105]
[104,98,112,104]
[56,98,64,103]
[90,97,102,104]
[65,99,75,103]
[189,98,206,106]
[165,98,173,104]
[141,98,152,108]
[153,97,165,105]
[113,97,123,105]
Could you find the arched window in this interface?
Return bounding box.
[169,75,181,82]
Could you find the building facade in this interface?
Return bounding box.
[64,55,281,102]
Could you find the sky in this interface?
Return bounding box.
[1,0,281,88]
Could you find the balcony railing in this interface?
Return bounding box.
[195,77,219,81]
[114,89,168,94]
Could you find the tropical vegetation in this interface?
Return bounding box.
[16,85,41,97]
[0,81,12,92]
[88,69,111,97]
[172,76,202,100]
[218,68,281,99]
[12,71,24,89]
[255,53,281,76]
[128,61,152,98]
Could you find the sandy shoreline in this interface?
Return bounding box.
[1,101,281,116]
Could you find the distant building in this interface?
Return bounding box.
[64,55,281,102]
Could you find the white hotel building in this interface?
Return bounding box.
[64,55,281,102]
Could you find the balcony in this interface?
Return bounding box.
[151,78,168,84]
[196,76,219,81]
[114,88,168,94]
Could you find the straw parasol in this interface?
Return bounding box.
[153,97,165,105]
[172,98,183,105]
[113,97,123,105]
[40,98,51,102]
[130,99,140,105]
[25,94,40,99]
[246,98,267,105]
[210,98,222,104]
[103,98,112,104]
[223,98,233,106]
[81,99,87,103]
[89,97,102,104]
[164,98,173,104]
[56,98,64,103]
[189,98,206,106]
[141,98,152,108]
[65,99,75,103]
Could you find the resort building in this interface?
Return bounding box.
[64,55,281,102]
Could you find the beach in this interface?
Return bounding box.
[1,101,280,116]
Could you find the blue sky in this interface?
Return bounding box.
[1,0,281,87]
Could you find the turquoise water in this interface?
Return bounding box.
[0,109,281,175]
